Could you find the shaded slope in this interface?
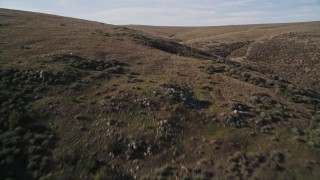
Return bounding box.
[132,34,217,59]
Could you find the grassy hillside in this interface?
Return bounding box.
[128,22,320,91]
[1,8,320,179]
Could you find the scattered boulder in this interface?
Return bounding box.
[157,119,176,142]
[125,140,153,160]
[230,101,250,111]
[160,82,210,109]
[206,66,225,74]
[107,137,154,160]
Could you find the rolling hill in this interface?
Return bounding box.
[0,8,320,179]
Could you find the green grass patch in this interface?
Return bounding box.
[0,23,11,29]
[308,130,320,148]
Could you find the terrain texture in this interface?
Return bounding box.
[0,8,320,179]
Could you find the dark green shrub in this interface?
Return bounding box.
[8,111,23,129]
[75,155,100,173]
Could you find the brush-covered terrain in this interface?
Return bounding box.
[0,8,320,179]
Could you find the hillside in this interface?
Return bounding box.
[128,22,320,91]
[0,8,320,179]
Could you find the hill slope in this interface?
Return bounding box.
[128,22,320,91]
[1,8,320,179]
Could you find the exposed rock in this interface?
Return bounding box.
[206,66,225,74]
[125,140,153,160]
[160,82,210,109]
[157,119,176,142]
[74,114,90,121]
[230,101,250,111]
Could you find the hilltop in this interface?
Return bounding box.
[0,8,320,179]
